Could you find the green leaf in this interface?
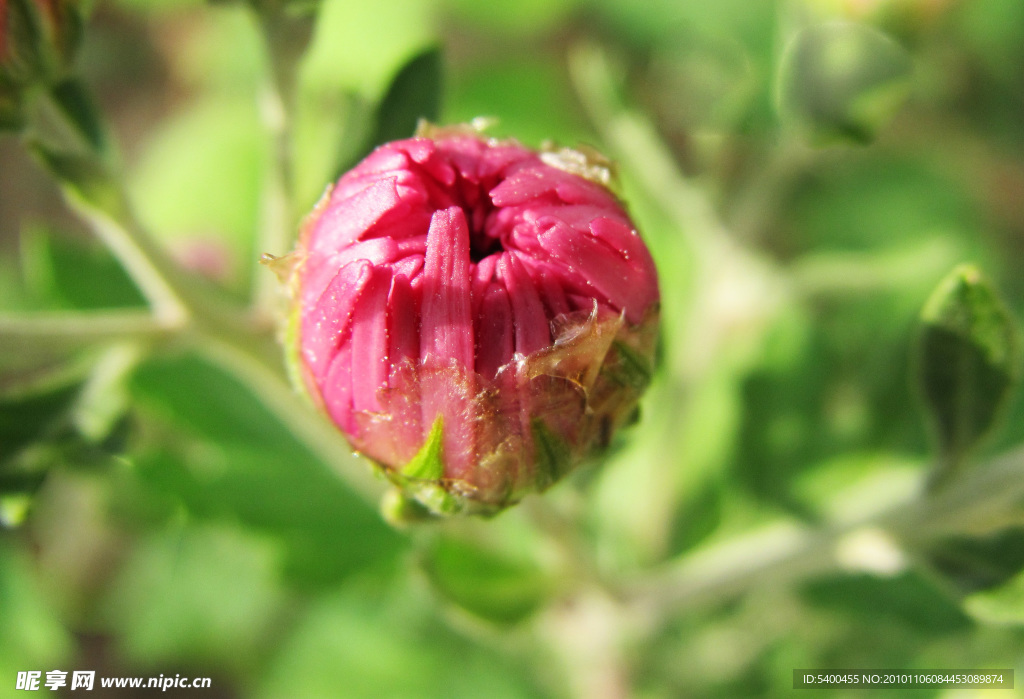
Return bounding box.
[444,0,574,35]
[666,480,723,557]
[67,343,139,443]
[916,265,1021,484]
[444,58,591,147]
[776,21,911,145]
[0,0,46,85]
[106,523,285,674]
[0,343,137,513]
[0,380,79,491]
[136,441,403,590]
[291,89,369,216]
[792,452,922,522]
[20,226,146,310]
[0,543,73,676]
[131,353,294,446]
[0,82,25,131]
[800,572,972,634]
[130,353,403,588]
[927,528,1024,595]
[421,536,552,625]
[291,0,434,210]
[129,97,270,288]
[0,354,101,481]
[366,46,442,151]
[256,573,543,699]
[964,566,1024,626]
[299,0,434,101]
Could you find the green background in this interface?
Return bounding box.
[4,0,1024,696]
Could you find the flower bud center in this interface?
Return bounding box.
[469,226,502,263]
[454,178,503,264]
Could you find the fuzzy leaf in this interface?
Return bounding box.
[927,528,1024,596]
[916,265,1021,483]
[776,21,911,145]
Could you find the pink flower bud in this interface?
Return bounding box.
[276,126,660,514]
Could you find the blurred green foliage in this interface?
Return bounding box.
[4,0,1024,697]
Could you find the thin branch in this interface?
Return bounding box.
[0,309,174,346]
[628,445,1024,621]
[26,131,191,326]
[61,179,274,357]
[61,192,190,327]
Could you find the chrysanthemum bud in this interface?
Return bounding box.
[274,126,660,515]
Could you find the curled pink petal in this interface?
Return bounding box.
[349,266,391,415]
[421,206,474,369]
[476,284,514,380]
[302,260,371,383]
[498,252,550,356]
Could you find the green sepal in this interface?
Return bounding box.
[381,417,464,518]
[606,339,653,392]
[405,482,462,517]
[400,415,444,481]
[281,292,317,407]
[531,419,572,492]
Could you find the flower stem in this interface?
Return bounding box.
[56,176,190,327]
[0,309,171,344]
